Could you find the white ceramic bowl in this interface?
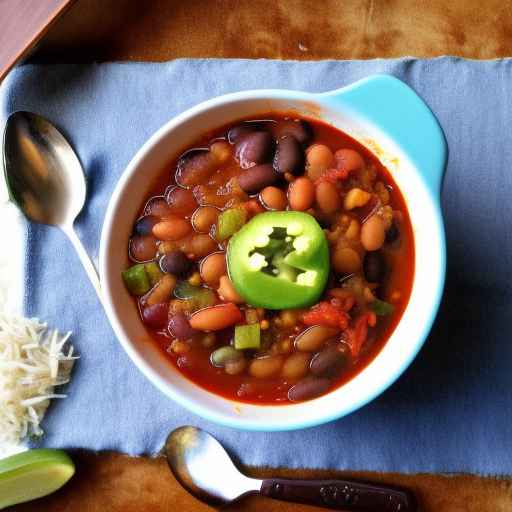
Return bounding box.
[99,75,447,431]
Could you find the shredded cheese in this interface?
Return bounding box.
[0,313,77,450]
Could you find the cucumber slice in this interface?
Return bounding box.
[0,449,75,509]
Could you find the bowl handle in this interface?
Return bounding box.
[320,75,448,196]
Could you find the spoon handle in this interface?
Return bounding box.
[260,477,417,511]
[62,225,103,302]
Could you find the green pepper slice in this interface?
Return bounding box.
[227,211,329,309]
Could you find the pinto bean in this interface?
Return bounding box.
[333,148,365,172]
[332,246,361,274]
[295,325,339,352]
[176,149,217,188]
[235,132,274,169]
[288,177,315,211]
[361,215,386,251]
[189,303,242,331]
[273,135,304,175]
[288,376,331,401]
[145,274,176,306]
[217,275,244,304]
[200,252,227,287]
[192,206,220,233]
[259,186,288,210]
[282,352,311,380]
[238,164,279,194]
[153,217,192,241]
[249,355,283,378]
[315,181,341,214]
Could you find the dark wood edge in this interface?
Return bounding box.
[0,0,76,83]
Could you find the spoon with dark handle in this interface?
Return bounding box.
[3,111,101,300]
[165,426,417,511]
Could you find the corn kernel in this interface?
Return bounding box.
[188,272,202,286]
[260,319,270,330]
[344,188,372,210]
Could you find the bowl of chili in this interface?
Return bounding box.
[99,74,447,431]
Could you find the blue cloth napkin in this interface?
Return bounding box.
[2,58,512,474]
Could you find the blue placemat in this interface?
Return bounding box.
[1,58,511,474]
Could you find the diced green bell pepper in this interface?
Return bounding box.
[144,262,164,286]
[174,281,216,310]
[216,207,247,241]
[122,264,150,296]
[234,323,261,350]
[227,211,329,309]
[371,299,395,316]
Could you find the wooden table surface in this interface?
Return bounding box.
[5,0,512,510]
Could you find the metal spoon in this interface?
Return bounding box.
[165,426,417,511]
[3,111,101,300]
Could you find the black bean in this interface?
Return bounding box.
[238,164,279,194]
[363,251,387,283]
[275,119,313,145]
[288,376,331,401]
[273,135,305,175]
[385,220,400,244]
[159,250,191,276]
[235,132,274,169]
[134,215,159,236]
[168,312,198,339]
[310,344,350,378]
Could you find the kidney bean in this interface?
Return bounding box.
[288,176,315,211]
[363,251,386,282]
[134,215,159,236]
[200,252,227,287]
[166,186,197,215]
[282,352,311,380]
[211,346,243,367]
[295,325,339,352]
[310,344,350,377]
[259,186,288,210]
[385,219,400,244]
[145,274,177,306]
[141,303,168,329]
[176,149,217,188]
[144,196,172,218]
[238,164,279,194]
[129,235,158,262]
[235,132,274,169]
[288,376,331,401]
[217,275,244,304]
[273,135,304,175]
[315,181,341,214]
[159,250,191,276]
[228,124,259,144]
[361,215,386,251]
[192,206,220,233]
[333,148,365,172]
[189,303,242,331]
[274,119,313,145]
[249,355,284,378]
[332,246,361,274]
[153,217,192,241]
[168,312,198,339]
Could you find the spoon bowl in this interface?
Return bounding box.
[165,426,417,511]
[3,111,101,299]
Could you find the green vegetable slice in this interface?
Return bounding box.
[371,299,395,316]
[216,207,247,241]
[0,449,75,510]
[144,262,164,286]
[234,323,261,350]
[174,281,216,310]
[122,264,150,295]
